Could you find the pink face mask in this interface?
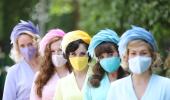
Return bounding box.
[20,46,37,61]
[52,54,67,67]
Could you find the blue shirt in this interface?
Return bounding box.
[84,74,110,100]
[3,60,35,100]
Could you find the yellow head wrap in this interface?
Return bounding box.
[61,30,91,53]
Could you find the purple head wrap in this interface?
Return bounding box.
[10,20,40,44]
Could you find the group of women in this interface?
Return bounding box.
[2,20,170,100]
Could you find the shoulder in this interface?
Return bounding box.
[107,76,130,100]
[153,74,170,87]
[58,73,72,84]
[153,74,170,83]
[7,62,23,75]
[110,75,130,88]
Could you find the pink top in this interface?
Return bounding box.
[30,71,68,100]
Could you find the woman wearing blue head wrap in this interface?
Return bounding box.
[3,20,41,100]
[84,29,127,100]
[107,26,170,100]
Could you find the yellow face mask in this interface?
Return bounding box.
[69,56,89,71]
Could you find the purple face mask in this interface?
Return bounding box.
[20,46,37,61]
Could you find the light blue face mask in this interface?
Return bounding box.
[128,56,152,74]
[99,56,121,73]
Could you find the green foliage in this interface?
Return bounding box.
[50,0,73,15]
[79,0,170,76]
[45,0,78,32]
[79,0,170,54]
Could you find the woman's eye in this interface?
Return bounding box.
[141,52,147,55]
[130,52,136,55]
[28,43,33,46]
[79,52,86,56]
[19,44,25,48]
[108,53,113,57]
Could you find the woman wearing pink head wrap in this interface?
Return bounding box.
[30,29,71,100]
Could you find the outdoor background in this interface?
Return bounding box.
[0,0,170,99]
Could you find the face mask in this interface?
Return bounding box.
[128,56,152,74]
[52,54,67,67]
[99,56,121,73]
[69,56,88,71]
[20,46,37,61]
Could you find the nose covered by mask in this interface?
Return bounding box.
[99,56,121,73]
[69,56,88,71]
[52,54,67,67]
[20,46,37,61]
[128,56,152,74]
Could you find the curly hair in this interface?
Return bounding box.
[35,37,71,97]
[89,42,126,88]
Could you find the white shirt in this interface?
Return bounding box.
[107,74,170,100]
[3,60,35,100]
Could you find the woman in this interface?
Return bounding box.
[30,29,70,100]
[84,29,127,100]
[107,26,170,100]
[53,30,92,100]
[3,20,40,100]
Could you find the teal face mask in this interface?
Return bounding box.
[99,56,121,73]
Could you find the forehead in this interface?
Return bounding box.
[128,40,150,52]
[50,39,62,50]
[129,45,150,52]
[95,43,117,57]
[17,34,33,44]
[74,44,87,53]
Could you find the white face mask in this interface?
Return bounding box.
[128,56,152,74]
[52,54,67,67]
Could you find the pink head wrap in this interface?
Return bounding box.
[39,29,65,56]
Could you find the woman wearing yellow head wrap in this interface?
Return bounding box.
[53,30,92,100]
[61,30,91,53]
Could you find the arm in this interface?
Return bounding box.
[3,68,17,100]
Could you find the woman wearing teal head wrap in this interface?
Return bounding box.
[84,29,127,100]
[107,26,170,100]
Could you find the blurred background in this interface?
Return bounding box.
[0,0,170,99]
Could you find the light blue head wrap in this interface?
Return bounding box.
[88,29,120,58]
[118,25,158,58]
[10,20,40,44]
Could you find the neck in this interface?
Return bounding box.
[55,65,69,78]
[26,57,39,72]
[108,71,118,82]
[132,70,151,84]
[74,67,88,77]
[73,67,89,91]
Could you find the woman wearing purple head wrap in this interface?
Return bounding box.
[3,20,41,100]
[107,26,170,100]
[30,29,71,100]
